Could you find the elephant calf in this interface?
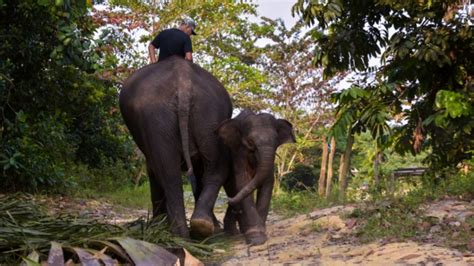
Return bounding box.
[218,109,295,245]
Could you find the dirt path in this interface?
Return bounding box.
[221,201,474,265]
[35,195,474,265]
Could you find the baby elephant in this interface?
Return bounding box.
[217,109,295,245]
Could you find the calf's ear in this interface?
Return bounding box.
[276,119,296,146]
[217,119,241,149]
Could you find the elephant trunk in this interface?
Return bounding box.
[228,148,275,205]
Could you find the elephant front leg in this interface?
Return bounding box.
[256,177,275,225]
[223,205,240,235]
[223,204,256,237]
[237,195,267,245]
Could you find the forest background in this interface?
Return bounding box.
[1,0,473,210]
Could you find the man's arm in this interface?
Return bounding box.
[148,43,157,64]
[185,52,193,62]
[183,35,193,62]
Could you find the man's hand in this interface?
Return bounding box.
[148,43,157,64]
[185,52,193,62]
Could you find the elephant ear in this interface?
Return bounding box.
[276,119,296,146]
[217,119,241,149]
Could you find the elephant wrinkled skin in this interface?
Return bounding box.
[119,56,232,238]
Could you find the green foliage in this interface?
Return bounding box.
[293,0,474,171]
[434,90,473,127]
[272,190,336,217]
[0,1,136,191]
[1,113,75,192]
[436,170,474,199]
[292,0,387,77]
[71,159,136,194]
[346,132,429,200]
[330,86,392,143]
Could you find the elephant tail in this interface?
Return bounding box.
[178,74,194,179]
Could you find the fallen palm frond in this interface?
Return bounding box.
[0,194,220,264]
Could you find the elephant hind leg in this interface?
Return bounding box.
[147,165,166,218]
[145,126,189,238]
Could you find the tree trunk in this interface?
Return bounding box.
[325,137,336,198]
[337,153,344,192]
[318,137,328,196]
[338,133,354,201]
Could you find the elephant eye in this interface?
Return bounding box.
[243,138,256,151]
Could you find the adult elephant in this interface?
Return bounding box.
[218,109,295,245]
[119,56,232,238]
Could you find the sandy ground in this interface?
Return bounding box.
[36,195,474,265]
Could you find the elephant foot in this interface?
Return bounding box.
[244,228,267,246]
[190,217,214,238]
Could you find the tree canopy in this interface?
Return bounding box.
[293,0,474,170]
[0,0,134,191]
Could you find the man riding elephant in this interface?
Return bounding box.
[120,56,295,245]
[148,17,197,63]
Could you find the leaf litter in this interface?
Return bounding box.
[0,193,220,265]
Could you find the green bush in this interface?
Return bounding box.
[1,113,76,192]
[442,171,474,199]
[0,1,137,193]
[73,158,136,193]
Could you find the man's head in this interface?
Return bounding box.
[179,17,197,36]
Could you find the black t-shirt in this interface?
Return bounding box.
[151,28,193,62]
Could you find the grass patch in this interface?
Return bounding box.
[101,183,151,209]
[349,199,422,243]
[78,181,195,210]
[271,189,337,217]
[76,182,151,210]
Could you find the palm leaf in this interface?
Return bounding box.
[0,194,213,265]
